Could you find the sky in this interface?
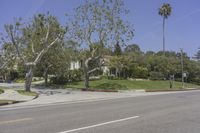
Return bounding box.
[0,0,200,57]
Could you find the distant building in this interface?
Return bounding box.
[69,56,117,76]
[70,61,82,70]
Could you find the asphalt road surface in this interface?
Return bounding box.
[0,90,200,133]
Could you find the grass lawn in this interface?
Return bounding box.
[0,100,16,105]
[0,88,4,94]
[66,79,200,91]
[17,90,38,97]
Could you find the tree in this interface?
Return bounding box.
[158,3,172,55]
[124,44,141,54]
[109,55,127,78]
[36,40,78,86]
[68,0,134,89]
[194,48,200,61]
[1,14,65,91]
[0,43,17,81]
[114,41,122,56]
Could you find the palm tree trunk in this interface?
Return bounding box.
[163,17,165,55]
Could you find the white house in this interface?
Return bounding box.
[69,56,114,75]
[70,61,82,70]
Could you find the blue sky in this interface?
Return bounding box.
[0,0,200,57]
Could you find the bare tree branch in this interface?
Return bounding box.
[87,67,100,74]
[0,62,8,70]
[33,36,60,65]
[91,47,98,57]
[7,26,25,63]
[31,39,36,54]
[45,23,50,42]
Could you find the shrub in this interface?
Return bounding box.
[107,75,115,80]
[50,75,68,85]
[68,69,83,82]
[190,77,200,85]
[100,75,108,79]
[133,66,148,78]
[149,71,164,80]
[50,69,83,85]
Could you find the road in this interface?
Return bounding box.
[0,90,200,133]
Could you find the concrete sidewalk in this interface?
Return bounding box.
[0,89,35,101]
[0,82,194,109]
[0,88,180,109]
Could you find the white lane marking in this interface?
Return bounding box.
[58,116,140,133]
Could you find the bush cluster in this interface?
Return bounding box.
[50,69,83,85]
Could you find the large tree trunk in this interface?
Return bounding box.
[25,66,33,92]
[44,72,48,87]
[83,57,93,90]
[84,71,89,90]
[84,61,89,90]
[43,65,49,87]
[83,56,101,90]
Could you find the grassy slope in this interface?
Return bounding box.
[0,100,16,104]
[17,90,38,97]
[66,79,200,90]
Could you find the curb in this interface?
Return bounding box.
[145,88,199,92]
[81,88,200,93]
[0,91,39,106]
[0,101,23,106]
[81,88,118,92]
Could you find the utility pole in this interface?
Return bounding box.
[180,48,184,88]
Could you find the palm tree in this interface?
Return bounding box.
[159,3,172,55]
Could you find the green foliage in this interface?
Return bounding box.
[68,0,134,89]
[194,48,200,61]
[50,69,83,85]
[124,44,142,54]
[68,69,83,82]
[1,13,66,91]
[69,0,134,48]
[50,75,68,85]
[159,3,172,19]
[114,42,122,56]
[149,71,164,80]
[132,66,148,78]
